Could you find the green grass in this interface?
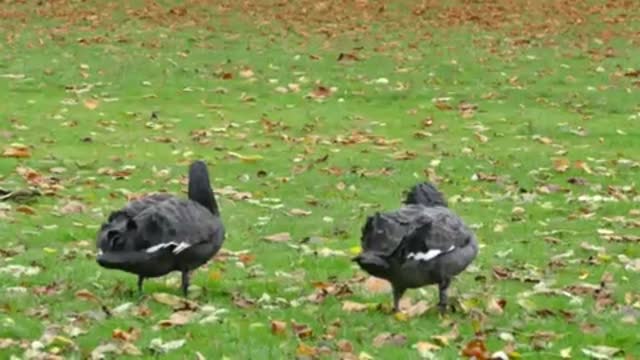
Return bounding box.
[1,0,639,358]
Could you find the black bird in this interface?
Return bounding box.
[96,160,225,296]
[353,182,478,314]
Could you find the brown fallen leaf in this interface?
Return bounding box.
[574,160,593,174]
[75,289,99,302]
[553,158,570,172]
[486,297,507,315]
[157,310,196,328]
[461,339,490,359]
[337,52,359,62]
[403,300,430,318]
[459,102,477,119]
[2,144,31,158]
[309,86,332,99]
[15,205,36,215]
[342,300,368,312]
[263,232,291,242]
[431,323,459,346]
[271,320,287,335]
[337,339,353,353]
[232,292,256,309]
[111,327,140,342]
[60,201,87,214]
[372,332,407,348]
[296,343,317,357]
[292,322,313,339]
[152,292,198,310]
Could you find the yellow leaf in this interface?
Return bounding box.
[394,312,408,321]
[227,151,263,163]
[349,246,361,255]
[560,347,572,359]
[43,247,57,254]
[209,270,222,281]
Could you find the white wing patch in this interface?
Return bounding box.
[145,242,192,254]
[408,245,455,262]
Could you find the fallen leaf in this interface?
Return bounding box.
[292,322,313,339]
[560,347,572,358]
[15,204,36,215]
[553,158,570,172]
[227,151,263,163]
[404,300,430,318]
[111,328,140,342]
[414,341,440,359]
[152,292,198,310]
[84,99,100,110]
[581,345,622,359]
[263,232,291,242]
[431,324,459,346]
[239,68,254,78]
[342,300,368,312]
[0,264,40,278]
[75,289,99,302]
[60,200,87,214]
[2,143,31,158]
[372,332,406,348]
[288,208,312,216]
[309,86,332,99]
[271,320,286,335]
[231,292,256,309]
[337,339,353,353]
[148,338,186,354]
[461,339,490,359]
[157,310,196,328]
[296,343,317,357]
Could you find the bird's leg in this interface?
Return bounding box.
[438,279,450,315]
[392,286,405,313]
[137,276,145,294]
[181,271,190,297]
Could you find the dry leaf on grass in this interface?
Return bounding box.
[342,300,368,312]
[263,232,291,242]
[270,320,287,335]
[372,332,407,348]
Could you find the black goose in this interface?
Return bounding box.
[96,160,225,296]
[353,182,478,314]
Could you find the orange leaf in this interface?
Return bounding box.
[296,343,317,357]
[15,205,36,215]
[462,339,490,359]
[3,144,31,158]
[83,99,100,110]
[553,158,570,172]
[75,289,99,302]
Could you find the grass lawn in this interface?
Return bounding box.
[1,0,639,358]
